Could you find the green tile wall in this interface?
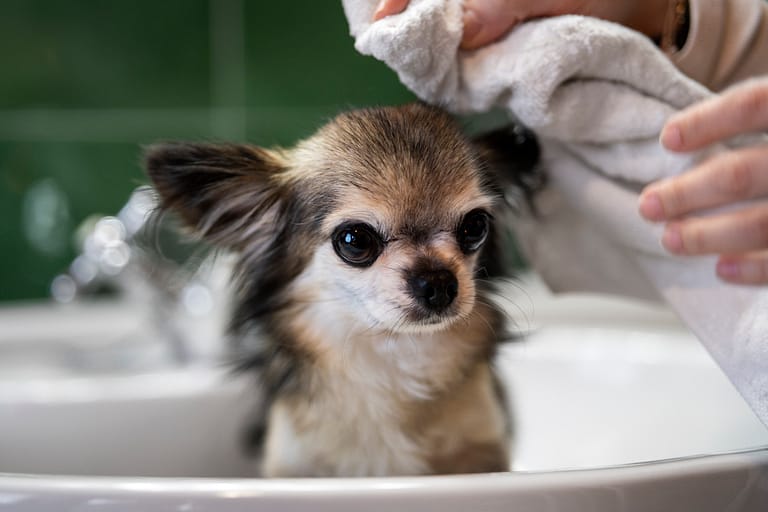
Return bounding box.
[0,0,414,302]
[0,1,211,108]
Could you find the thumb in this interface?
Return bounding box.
[461,0,525,49]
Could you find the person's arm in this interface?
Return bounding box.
[374,0,668,50]
[374,0,768,89]
[671,0,768,92]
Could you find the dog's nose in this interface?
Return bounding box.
[409,270,458,310]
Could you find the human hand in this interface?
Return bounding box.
[373,0,667,49]
[638,78,768,284]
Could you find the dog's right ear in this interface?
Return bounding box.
[144,142,289,248]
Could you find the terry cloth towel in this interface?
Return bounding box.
[342,0,768,426]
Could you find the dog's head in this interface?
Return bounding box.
[145,104,538,336]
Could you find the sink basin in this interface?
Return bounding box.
[0,301,172,379]
[1,278,767,511]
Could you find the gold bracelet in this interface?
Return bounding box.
[661,0,689,54]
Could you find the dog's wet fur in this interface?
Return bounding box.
[145,103,540,477]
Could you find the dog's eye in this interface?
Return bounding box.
[457,209,490,254]
[332,223,384,267]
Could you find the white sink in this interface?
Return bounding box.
[1,278,767,511]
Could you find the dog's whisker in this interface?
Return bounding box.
[478,289,533,334]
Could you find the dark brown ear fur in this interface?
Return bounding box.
[144,139,321,345]
[471,121,543,278]
[144,141,314,402]
[472,122,544,207]
[144,142,288,249]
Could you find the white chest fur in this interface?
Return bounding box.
[263,384,428,477]
[261,329,508,477]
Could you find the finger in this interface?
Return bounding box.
[461,0,522,50]
[639,144,768,221]
[661,78,768,152]
[717,251,768,285]
[373,0,409,20]
[661,204,768,256]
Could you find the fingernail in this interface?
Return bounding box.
[661,124,683,151]
[373,0,387,20]
[662,225,684,253]
[638,192,665,221]
[716,260,740,279]
[462,9,482,46]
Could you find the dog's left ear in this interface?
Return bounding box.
[144,142,289,250]
[472,122,544,207]
[471,122,544,278]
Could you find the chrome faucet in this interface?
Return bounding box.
[51,187,231,365]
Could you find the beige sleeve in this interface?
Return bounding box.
[670,0,768,91]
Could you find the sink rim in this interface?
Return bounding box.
[1,447,766,496]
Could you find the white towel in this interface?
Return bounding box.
[342,0,768,426]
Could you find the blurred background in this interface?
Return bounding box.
[0,0,414,302]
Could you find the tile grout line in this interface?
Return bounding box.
[0,107,338,143]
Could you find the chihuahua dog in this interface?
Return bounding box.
[145,103,540,477]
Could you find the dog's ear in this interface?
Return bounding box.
[472,122,544,209]
[471,122,543,278]
[144,142,289,249]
